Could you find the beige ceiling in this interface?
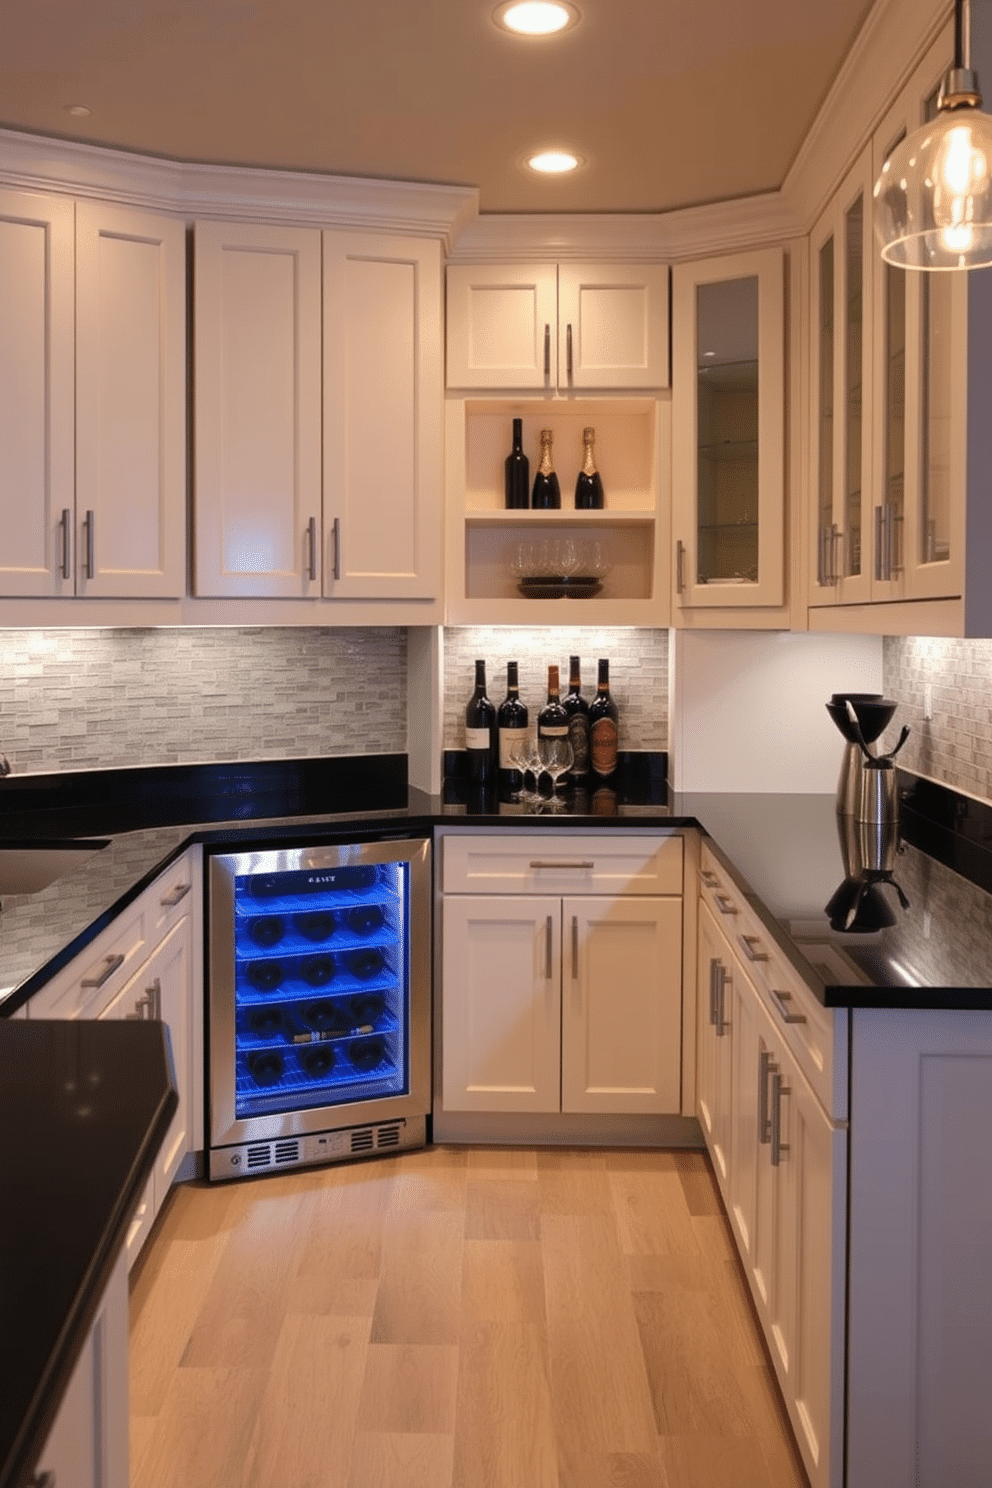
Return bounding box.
[0,0,876,214]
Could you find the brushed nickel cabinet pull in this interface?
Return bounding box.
[307,516,318,581]
[676,539,685,595]
[83,509,95,580]
[60,508,72,580]
[82,952,125,988]
[545,915,553,980]
[699,868,720,888]
[708,958,719,1027]
[543,323,551,378]
[160,882,191,908]
[332,517,341,580]
[771,988,807,1025]
[758,1048,775,1144]
[571,914,579,979]
[738,934,768,963]
[566,322,573,380]
[715,964,729,1038]
[147,976,162,1020]
[874,504,884,581]
[714,893,737,917]
[770,1070,790,1166]
[529,860,595,871]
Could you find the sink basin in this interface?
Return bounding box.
[0,841,109,896]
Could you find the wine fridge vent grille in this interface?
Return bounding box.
[246,1144,272,1169]
[350,1127,375,1152]
[376,1123,402,1149]
[274,1139,300,1165]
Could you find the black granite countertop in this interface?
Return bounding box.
[1,754,991,1012]
[0,1018,177,1488]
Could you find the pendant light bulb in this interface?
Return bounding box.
[874,0,992,269]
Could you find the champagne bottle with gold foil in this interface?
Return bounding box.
[574,426,604,509]
[531,428,561,509]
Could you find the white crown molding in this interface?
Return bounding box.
[782,0,950,234]
[0,127,480,246]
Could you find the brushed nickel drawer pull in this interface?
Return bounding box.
[715,963,729,1038]
[571,914,579,979]
[160,882,191,907]
[543,323,551,377]
[83,508,95,580]
[545,915,553,980]
[771,1071,790,1166]
[566,322,574,379]
[738,934,769,963]
[714,893,738,916]
[771,988,807,1025]
[699,868,720,888]
[306,515,318,581]
[60,508,72,580]
[82,952,125,988]
[529,860,595,870]
[758,1049,775,1144]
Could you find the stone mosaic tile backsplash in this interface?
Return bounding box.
[883,636,992,804]
[0,628,407,774]
[442,627,669,755]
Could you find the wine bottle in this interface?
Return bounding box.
[588,658,619,778]
[346,904,384,937]
[301,998,350,1034]
[299,1045,336,1079]
[247,915,284,948]
[348,947,385,981]
[247,1050,284,1087]
[293,910,335,942]
[350,1036,386,1073]
[246,959,284,993]
[531,428,561,509]
[301,953,336,987]
[574,426,605,509]
[465,659,498,784]
[497,661,529,792]
[350,992,386,1027]
[248,1006,285,1038]
[504,417,530,508]
[538,665,569,744]
[563,655,590,780]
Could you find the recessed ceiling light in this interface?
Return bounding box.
[64,104,92,117]
[527,150,582,174]
[494,1,579,37]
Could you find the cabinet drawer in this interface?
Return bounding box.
[149,848,196,938]
[28,898,150,1020]
[442,832,683,897]
[700,844,846,1120]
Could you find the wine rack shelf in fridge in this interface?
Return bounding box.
[208,839,431,1181]
[445,396,671,625]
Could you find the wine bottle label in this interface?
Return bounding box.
[567,715,590,771]
[465,727,493,749]
[538,724,569,739]
[498,726,528,767]
[590,717,618,775]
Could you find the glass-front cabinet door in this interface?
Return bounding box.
[672,247,784,610]
[809,147,874,607]
[871,39,966,606]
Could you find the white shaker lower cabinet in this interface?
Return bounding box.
[439,831,683,1125]
[696,847,847,1488]
[32,1248,129,1488]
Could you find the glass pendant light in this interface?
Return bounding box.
[874,0,992,269]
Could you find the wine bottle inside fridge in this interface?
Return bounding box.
[504,418,530,508]
[531,428,561,509]
[465,659,497,784]
[588,658,619,778]
[574,426,605,509]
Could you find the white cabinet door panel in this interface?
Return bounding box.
[446,263,558,389]
[558,263,669,389]
[0,188,74,596]
[76,203,186,597]
[442,895,561,1113]
[322,233,442,598]
[194,221,322,597]
[561,895,681,1114]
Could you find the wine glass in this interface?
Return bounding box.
[538,737,574,805]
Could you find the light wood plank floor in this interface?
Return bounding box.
[129,1146,810,1488]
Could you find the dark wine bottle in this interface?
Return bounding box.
[301,953,336,987]
[497,661,529,793]
[563,655,590,780]
[246,960,284,993]
[350,992,386,1027]
[537,665,569,744]
[247,915,284,948]
[504,417,530,509]
[348,947,385,981]
[299,1045,336,1079]
[301,998,350,1034]
[247,1050,284,1087]
[350,1036,386,1073]
[248,1006,285,1038]
[346,904,384,937]
[293,910,336,942]
[465,659,497,785]
[588,658,619,778]
[531,428,561,509]
[574,426,605,509]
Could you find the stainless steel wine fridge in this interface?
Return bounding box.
[206,837,431,1181]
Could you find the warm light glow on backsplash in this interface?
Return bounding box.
[883,635,992,804]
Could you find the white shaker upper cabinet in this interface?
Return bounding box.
[321,232,442,599]
[0,188,74,597]
[75,203,186,598]
[446,262,669,391]
[194,221,323,598]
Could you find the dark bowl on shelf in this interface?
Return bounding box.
[825,697,897,745]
